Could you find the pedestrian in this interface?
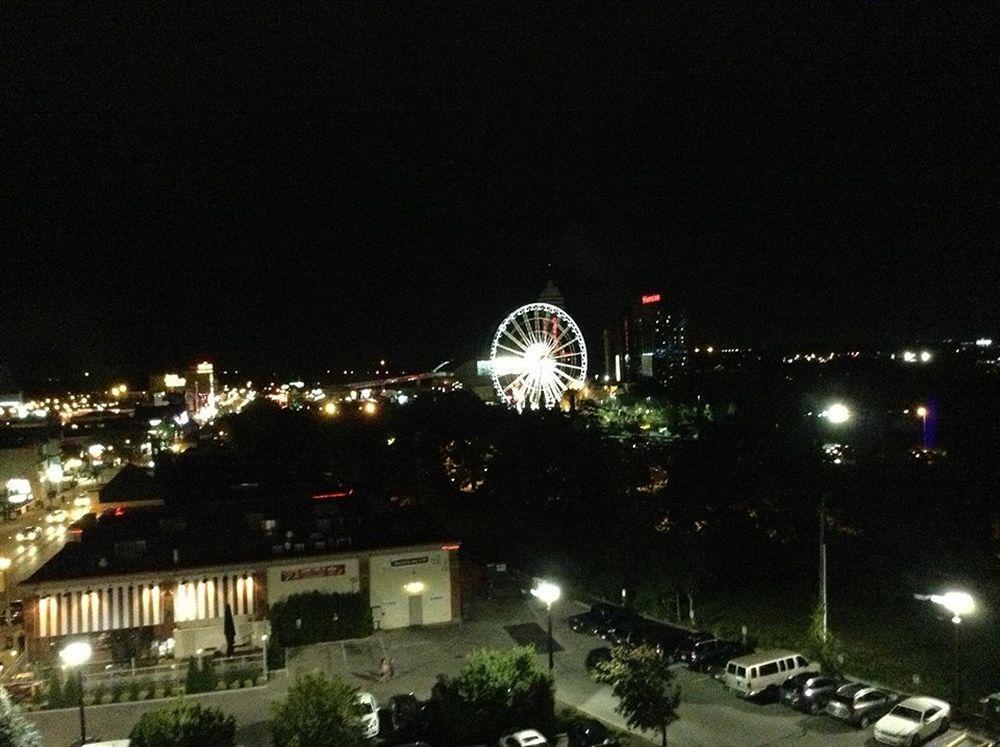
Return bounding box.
[378,656,391,682]
[387,657,395,679]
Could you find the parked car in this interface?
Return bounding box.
[722,650,812,698]
[642,625,694,660]
[670,633,716,664]
[585,647,612,678]
[568,603,628,635]
[46,509,67,523]
[593,608,638,639]
[687,639,753,673]
[355,692,380,739]
[387,693,431,739]
[873,696,950,746]
[568,719,619,747]
[779,672,841,713]
[499,729,549,747]
[824,683,897,728]
[15,526,40,542]
[604,618,654,647]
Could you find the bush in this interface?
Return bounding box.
[44,669,63,708]
[269,672,365,747]
[129,699,236,747]
[269,591,372,653]
[434,646,555,744]
[0,689,40,746]
[184,657,218,694]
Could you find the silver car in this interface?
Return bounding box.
[825,683,897,728]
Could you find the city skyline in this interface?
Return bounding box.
[4,5,997,375]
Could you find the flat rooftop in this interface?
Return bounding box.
[24,499,456,586]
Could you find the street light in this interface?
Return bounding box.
[816,402,851,642]
[0,557,10,630]
[916,591,974,709]
[821,403,851,425]
[531,580,561,671]
[59,640,92,745]
[915,406,928,448]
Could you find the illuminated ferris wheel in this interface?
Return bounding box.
[490,302,588,411]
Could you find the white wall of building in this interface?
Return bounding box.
[265,558,360,605]
[369,549,451,630]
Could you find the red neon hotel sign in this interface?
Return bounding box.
[641,294,661,305]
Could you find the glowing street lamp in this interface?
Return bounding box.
[915,405,928,448]
[531,580,561,670]
[915,590,975,708]
[921,591,975,624]
[816,402,851,642]
[821,403,851,425]
[59,640,93,745]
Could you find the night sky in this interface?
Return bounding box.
[3,4,997,380]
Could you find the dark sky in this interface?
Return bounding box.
[3,4,998,380]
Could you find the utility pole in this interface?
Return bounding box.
[819,492,827,642]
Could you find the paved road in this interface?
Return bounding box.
[25,593,973,746]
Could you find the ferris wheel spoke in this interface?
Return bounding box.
[503,370,530,395]
[549,319,573,350]
[509,314,537,347]
[495,342,528,359]
[550,365,579,385]
[501,327,530,353]
[550,336,582,356]
[541,376,563,406]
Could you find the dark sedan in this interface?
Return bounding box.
[568,603,634,636]
[687,639,754,673]
[568,719,620,747]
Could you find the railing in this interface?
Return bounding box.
[28,652,265,690]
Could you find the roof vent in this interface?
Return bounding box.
[172,548,179,564]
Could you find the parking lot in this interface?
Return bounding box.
[553,598,981,747]
[24,591,988,745]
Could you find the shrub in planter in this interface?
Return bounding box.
[137,689,150,701]
[256,675,267,686]
[153,687,166,700]
[83,694,97,706]
[228,680,241,690]
[215,681,226,691]
[129,699,236,747]
[100,693,115,705]
[243,678,254,688]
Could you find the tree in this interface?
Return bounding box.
[0,688,40,747]
[269,672,365,747]
[223,602,236,657]
[436,646,555,743]
[597,644,680,747]
[129,699,236,747]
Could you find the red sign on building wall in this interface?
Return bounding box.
[280,564,346,582]
[641,294,661,304]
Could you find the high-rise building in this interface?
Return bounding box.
[603,292,688,383]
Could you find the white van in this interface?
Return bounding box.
[722,650,811,697]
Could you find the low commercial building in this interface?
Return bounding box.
[21,501,460,661]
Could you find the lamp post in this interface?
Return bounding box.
[60,640,93,746]
[261,634,269,681]
[916,406,928,449]
[0,557,11,630]
[817,403,851,641]
[530,580,561,671]
[915,591,974,710]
